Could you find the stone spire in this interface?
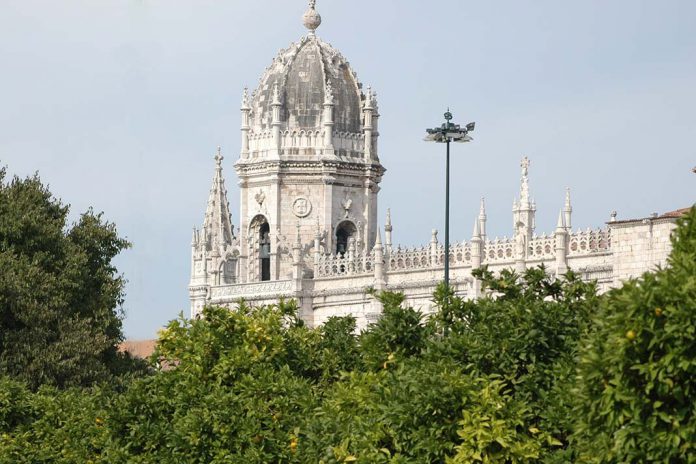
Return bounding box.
[384,208,393,252]
[478,197,487,242]
[556,209,566,230]
[513,156,536,244]
[303,0,322,34]
[564,187,572,231]
[202,147,235,251]
[472,216,481,238]
[519,156,531,207]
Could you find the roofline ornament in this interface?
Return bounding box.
[303,0,322,34]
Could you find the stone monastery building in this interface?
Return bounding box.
[189,1,683,328]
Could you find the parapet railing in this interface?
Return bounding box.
[310,228,612,279]
[568,228,611,256]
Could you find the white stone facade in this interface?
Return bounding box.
[189,2,685,328]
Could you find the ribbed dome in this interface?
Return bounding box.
[250,34,364,134]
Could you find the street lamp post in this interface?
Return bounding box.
[424,109,475,294]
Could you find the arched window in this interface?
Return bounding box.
[259,222,271,281]
[250,215,271,282]
[335,221,357,255]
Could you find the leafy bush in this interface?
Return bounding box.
[572,206,696,463]
[0,207,693,463]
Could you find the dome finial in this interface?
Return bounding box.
[303,0,322,34]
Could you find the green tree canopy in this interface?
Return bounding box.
[572,206,696,462]
[0,167,140,389]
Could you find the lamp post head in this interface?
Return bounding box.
[424,109,475,143]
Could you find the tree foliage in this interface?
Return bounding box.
[572,206,696,463]
[0,184,693,463]
[0,168,142,389]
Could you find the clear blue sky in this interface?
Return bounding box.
[1,0,694,339]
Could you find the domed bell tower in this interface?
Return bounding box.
[235,0,385,283]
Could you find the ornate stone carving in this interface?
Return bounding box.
[254,189,265,207]
[341,192,352,218]
[292,197,312,218]
[212,280,294,298]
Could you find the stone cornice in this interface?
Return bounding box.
[235,159,385,178]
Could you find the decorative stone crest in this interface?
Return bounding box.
[292,197,312,218]
[341,192,352,218]
[254,189,265,208]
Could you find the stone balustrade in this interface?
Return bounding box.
[388,245,432,271]
[528,234,556,259]
[568,228,611,256]
[483,238,515,263]
[246,129,365,159]
[314,252,374,278]
[307,228,612,280]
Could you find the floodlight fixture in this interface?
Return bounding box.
[423,109,476,296]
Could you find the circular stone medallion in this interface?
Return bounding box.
[292,197,312,218]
